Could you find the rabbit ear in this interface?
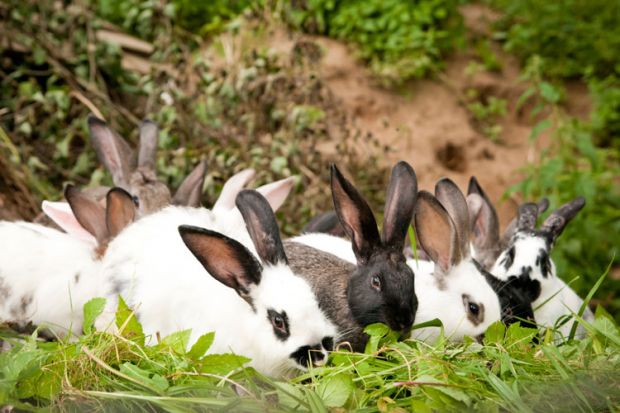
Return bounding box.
[381,161,417,251]
[88,115,133,189]
[138,119,159,171]
[255,177,295,212]
[179,225,262,301]
[41,201,98,245]
[236,189,288,266]
[501,197,550,248]
[517,203,539,232]
[303,211,346,236]
[466,177,500,253]
[331,164,380,264]
[435,178,470,258]
[213,169,256,211]
[65,185,108,244]
[172,160,207,207]
[106,187,136,238]
[414,191,461,273]
[540,197,585,242]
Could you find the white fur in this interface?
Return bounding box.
[0,221,101,337]
[291,233,357,263]
[491,235,593,338]
[292,233,501,342]
[409,259,501,342]
[96,206,336,377]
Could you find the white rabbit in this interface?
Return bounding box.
[0,186,136,338]
[94,190,336,377]
[490,198,593,339]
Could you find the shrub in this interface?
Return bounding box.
[285,0,463,83]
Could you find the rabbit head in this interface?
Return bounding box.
[87,115,207,215]
[179,190,336,374]
[331,162,418,333]
[43,185,137,255]
[413,184,502,340]
[490,197,586,305]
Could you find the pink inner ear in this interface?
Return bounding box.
[213,169,256,211]
[42,201,98,245]
[255,177,295,212]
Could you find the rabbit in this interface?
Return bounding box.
[285,161,418,351]
[408,188,505,342]
[94,190,337,378]
[0,186,136,338]
[466,176,548,270]
[87,115,208,214]
[302,211,346,237]
[490,197,593,339]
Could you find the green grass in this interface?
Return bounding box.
[1,291,619,412]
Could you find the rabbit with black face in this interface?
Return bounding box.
[286,162,418,351]
[490,198,593,338]
[94,190,336,377]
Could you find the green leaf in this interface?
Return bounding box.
[82,297,106,335]
[198,354,251,375]
[316,374,354,407]
[115,296,145,345]
[528,119,551,142]
[484,321,506,344]
[119,362,169,393]
[160,329,191,354]
[188,332,215,360]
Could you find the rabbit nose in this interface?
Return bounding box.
[393,310,413,332]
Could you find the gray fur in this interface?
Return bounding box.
[284,241,368,352]
[0,277,10,301]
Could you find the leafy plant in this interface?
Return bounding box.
[1,299,619,411]
[465,89,507,141]
[488,0,620,79]
[284,0,463,83]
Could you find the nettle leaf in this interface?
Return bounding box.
[364,323,400,353]
[275,382,306,410]
[188,332,215,360]
[160,329,191,354]
[505,323,538,349]
[316,374,354,407]
[115,296,145,346]
[484,321,506,344]
[416,374,471,406]
[119,362,169,393]
[82,297,106,335]
[198,354,251,375]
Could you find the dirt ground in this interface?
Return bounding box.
[268,4,591,229]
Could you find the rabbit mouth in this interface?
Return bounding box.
[289,338,332,369]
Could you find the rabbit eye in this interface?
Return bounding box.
[267,309,290,340]
[132,195,140,207]
[371,275,381,291]
[469,303,480,316]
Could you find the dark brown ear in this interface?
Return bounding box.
[381,161,418,251]
[106,187,136,238]
[173,160,207,207]
[414,191,461,273]
[541,197,585,242]
[537,198,550,214]
[138,119,159,171]
[517,203,539,232]
[466,177,500,253]
[331,164,380,264]
[235,189,288,266]
[435,178,470,258]
[179,225,262,299]
[302,211,346,236]
[65,185,107,244]
[88,115,133,189]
